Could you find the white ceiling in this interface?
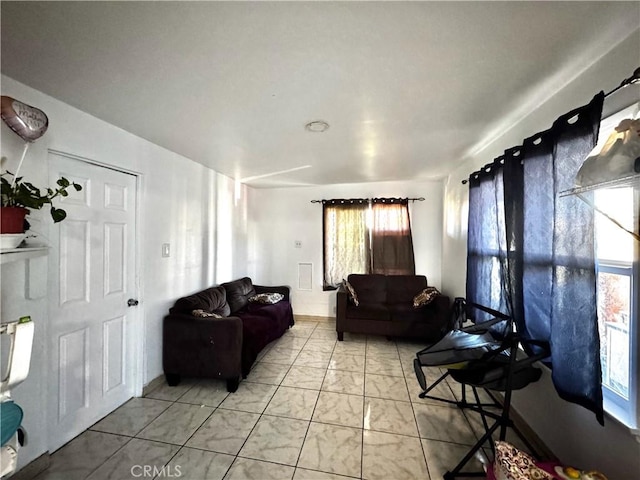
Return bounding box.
[1,2,638,187]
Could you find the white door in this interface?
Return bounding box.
[48,152,139,451]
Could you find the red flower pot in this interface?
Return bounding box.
[1,207,28,234]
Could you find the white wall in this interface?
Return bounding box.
[250,180,444,317]
[441,31,640,479]
[0,75,251,469]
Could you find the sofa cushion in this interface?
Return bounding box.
[222,277,256,313]
[346,303,390,321]
[413,287,440,308]
[389,303,434,323]
[170,286,231,317]
[343,279,360,306]
[348,274,387,304]
[386,275,428,304]
[238,300,294,374]
[249,292,284,304]
[192,309,223,318]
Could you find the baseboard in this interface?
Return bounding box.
[12,377,165,480]
[142,374,165,397]
[294,314,334,324]
[510,407,557,460]
[490,391,557,461]
[12,452,50,480]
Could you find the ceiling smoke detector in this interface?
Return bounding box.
[305,120,330,133]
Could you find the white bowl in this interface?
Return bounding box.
[0,234,26,250]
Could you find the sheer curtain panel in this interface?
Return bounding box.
[323,202,370,289]
[370,199,416,275]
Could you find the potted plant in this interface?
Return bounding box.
[1,168,82,236]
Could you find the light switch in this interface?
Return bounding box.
[162,243,170,257]
[294,240,302,248]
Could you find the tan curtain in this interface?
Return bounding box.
[370,199,415,275]
[323,202,370,288]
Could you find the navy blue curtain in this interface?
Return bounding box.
[466,157,509,323]
[547,94,605,424]
[504,136,554,349]
[467,92,605,424]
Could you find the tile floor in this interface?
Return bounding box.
[32,319,529,480]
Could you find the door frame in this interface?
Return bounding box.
[47,149,145,399]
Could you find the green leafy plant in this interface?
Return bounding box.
[1,169,82,224]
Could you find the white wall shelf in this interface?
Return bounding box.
[0,247,49,265]
[559,173,640,197]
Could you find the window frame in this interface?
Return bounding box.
[593,103,640,430]
[598,262,637,427]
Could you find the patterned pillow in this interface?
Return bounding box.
[248,293,284,304]
[192,309,223,318]
[413,287,440,308]
[343,279,359,306]
[493,441,553,480]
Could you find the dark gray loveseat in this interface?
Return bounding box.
[163,277,293,392]
[336,274,450,342]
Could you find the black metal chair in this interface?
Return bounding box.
[413,301,510,410]
[413,302,550,479]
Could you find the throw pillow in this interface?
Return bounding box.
[493,441,553,480]
[248,292,284,304]
[413,287,440,308]
[343,279,360,306]
[192,309,223,318]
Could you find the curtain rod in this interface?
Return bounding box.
[604,66,640,97]
[310,197,425,204]
[461,66,640,185]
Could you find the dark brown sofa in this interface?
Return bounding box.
[163,277,293,392]
[336,274,450,342]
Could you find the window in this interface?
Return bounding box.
[595,186,638,428]
[593,103,639,428]
[323,202,370,289]
[322,199,415,289]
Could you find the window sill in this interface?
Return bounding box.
[603,408,640,442]
[538,361,639,439]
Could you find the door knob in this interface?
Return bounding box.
[127,298,139,307]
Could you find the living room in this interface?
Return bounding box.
[1,2,638,479]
